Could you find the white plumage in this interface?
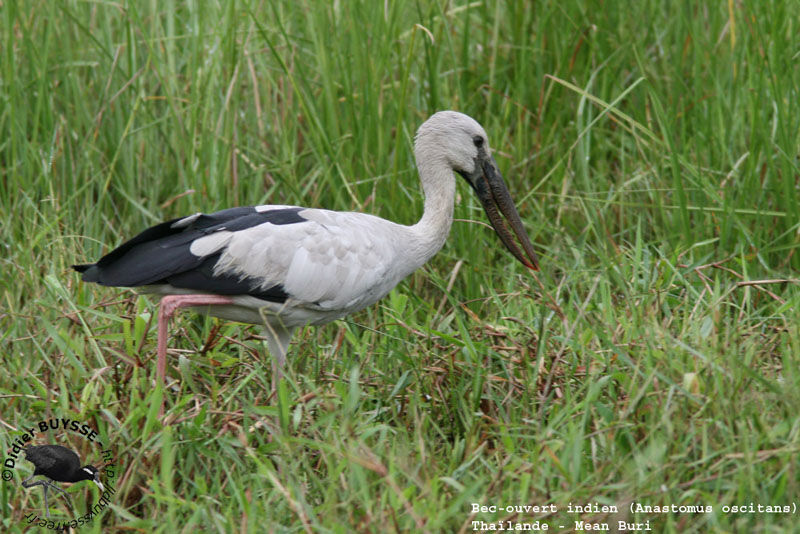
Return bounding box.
[74,111,539,394]
[214,210,415,316]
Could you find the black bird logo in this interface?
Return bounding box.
[21,445,105,518]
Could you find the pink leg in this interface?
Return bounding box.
[156,294,235,384]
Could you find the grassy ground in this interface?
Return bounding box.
[2,0,799,532]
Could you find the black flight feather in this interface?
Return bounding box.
[73,206,306,302]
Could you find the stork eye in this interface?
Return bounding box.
[473,136,484,148]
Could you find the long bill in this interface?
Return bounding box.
[91,470,105,492]
[466,156,539,270]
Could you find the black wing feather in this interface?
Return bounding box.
[164,253,289,302]
[73,206,305,302]
[25,445,80,472]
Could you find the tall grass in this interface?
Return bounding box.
[2,1,798,532]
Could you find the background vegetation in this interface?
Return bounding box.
[2,0,798,532]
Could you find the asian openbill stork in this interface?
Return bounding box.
[73,111,539,394]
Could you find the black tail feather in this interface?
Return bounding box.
[72,263,101,282]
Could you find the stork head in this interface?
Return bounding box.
[414,111,539,270]
[415,111,491,173]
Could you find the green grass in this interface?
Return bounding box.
[2,0,799,532]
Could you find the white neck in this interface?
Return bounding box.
[407,157,456,266]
